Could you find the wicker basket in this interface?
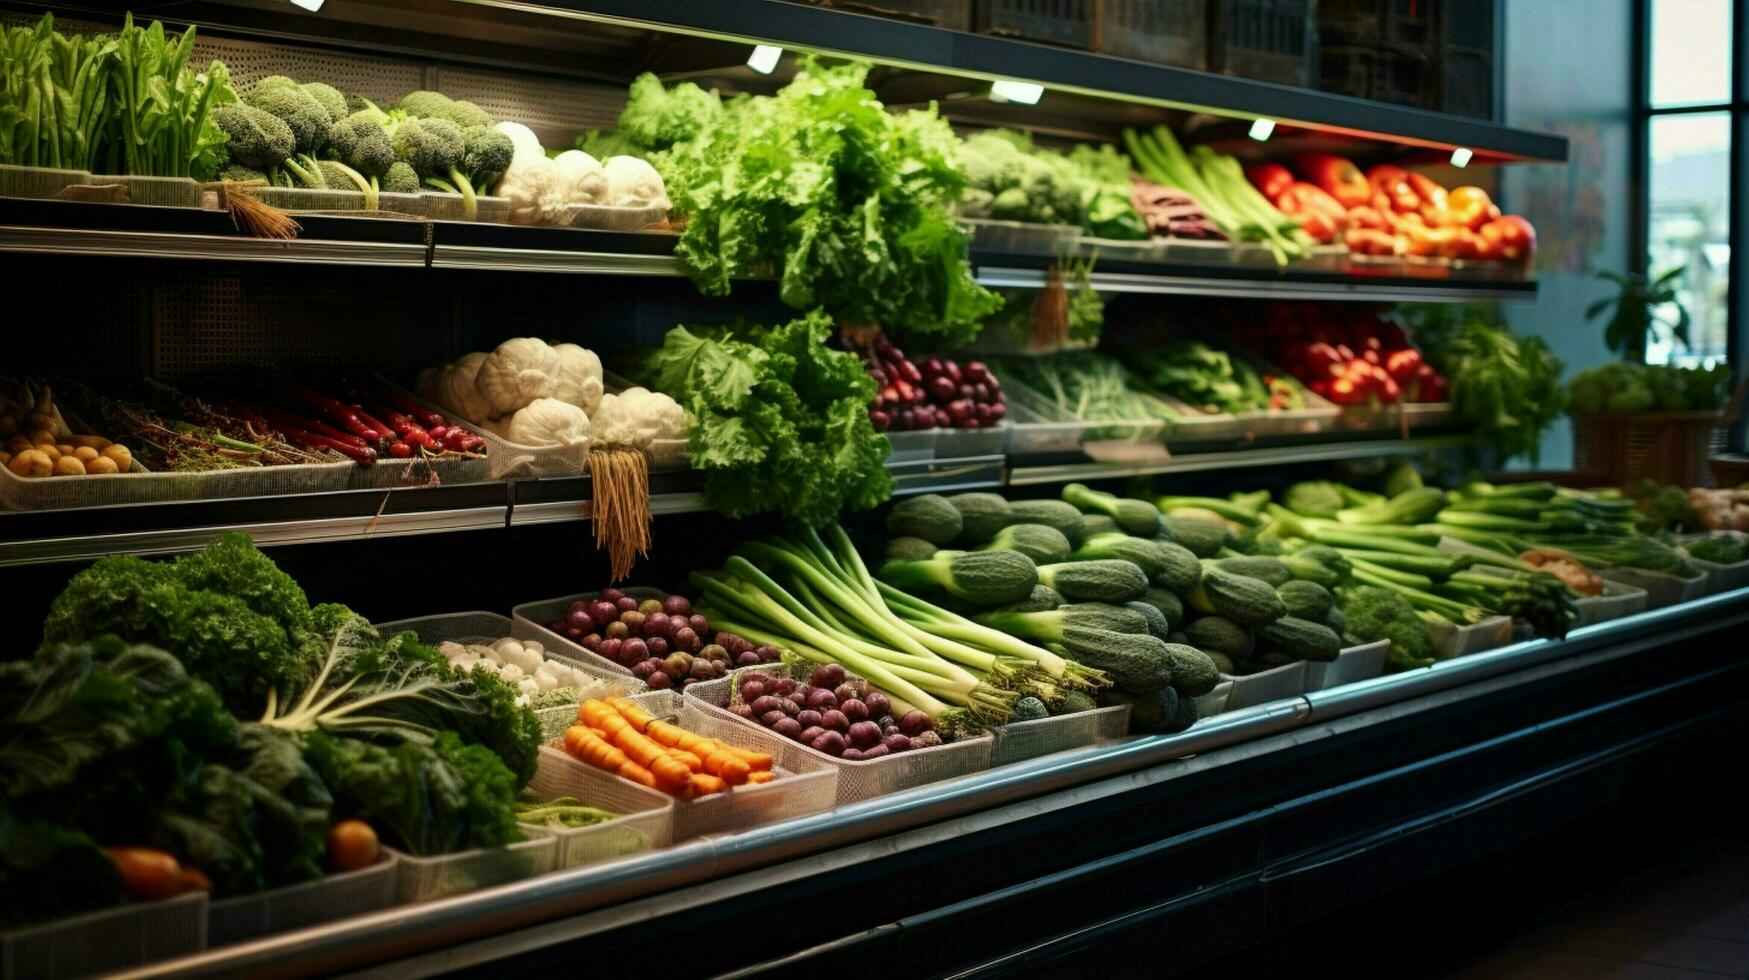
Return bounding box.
[1571,411,1729,488]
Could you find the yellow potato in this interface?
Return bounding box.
[5,435,29,454]
[27,429,54,446]
[69,434,110,449]
[84,455,119,475]
[73,446,99,463]
[9,449,51,477]
[33,444,60,462]
[55,443,74,457]
[53,455,86,476]
[101,444,132,470]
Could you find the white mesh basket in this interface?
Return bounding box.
[1572,580,1649,627]
[562,203,671,231]
[375,610,642,740]
[1223,661,1309,710]
[0,891,206,980]
[685,665,992,805]
[347,452,492,490]
[391,832,557,905]
[990,703,1130,767]
[1429,615,1514,660]
[88,174,200,207]
[248,186,367,212]
[384,379,588,479]
[565,690,838,840]
[206,857,395,947]
[0,164,88,199]
[1680,532,1749,594]
[0,456,354,511]
[526,745,675,868]
[1303,640,1389,691]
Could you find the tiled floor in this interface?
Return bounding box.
[1442,834,1749,979]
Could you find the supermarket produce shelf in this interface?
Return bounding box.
[0,435,1470,564]
[129,589,1749,978]
[0,199,1537,301]
[1008,434,1476,485]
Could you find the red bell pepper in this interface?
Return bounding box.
[1293,153,1371,208]
[1385,348,1422,383]
[1480,215,1537,262]
[1366,164,1420,213]
[1246,162,1295,201]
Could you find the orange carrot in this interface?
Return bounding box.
[609,697,658,732]
[697,748,751,785]
[745,770,777,784]
[728,748,773,772]
[564,725,627,772]
[680,773,727,798]
[617,761,659,788]
[665,747,704,770]
[591,708,691,790]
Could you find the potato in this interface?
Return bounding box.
[0,416,16,436]
[5,435,29,454]
[55,443,74,457]
[53,455,85,476]
[100,444,132,470]
[72,446,99,463]
[27,429,54,446]
[33,443,60,462]
[69,434,110,449]
[85,455,119,475]
[9,449,52,477]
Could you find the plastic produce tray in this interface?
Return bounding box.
[376,610,645,740]
[1003,390,1082,456]
[1303,639,1389,691]
[1,891,206,980]
[1223,661,1309,710]
[935,422,1010,459]
[884,428,938,462]
[990,703,1129,766]
[962,217,1081,255]
[1191,679,1234,721]
[206,858,395,947]
[566,690,837,840]
[513,587,670,682]
[1599,567,1708,609]
[686,664,992,804]
[990,368,1170,454]
[388,378,588,479]
[0,453,354,511]
[524,745,674,869]
[1681,531,1749,594]
[1572,580,1649,628]
[1430,615,1514,660]
[391,832,556,904]
[0,164,89,199]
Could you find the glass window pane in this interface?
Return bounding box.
[1650,0,1734,107]
[1646,113,1732,365]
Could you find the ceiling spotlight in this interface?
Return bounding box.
[989,80,1044,105]
[747,45,783,75]
[288,0,324,10]
[1450,147,1474,167]
[1248,118,1276,141]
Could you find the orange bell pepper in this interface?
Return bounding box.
[1446,186,1500,230]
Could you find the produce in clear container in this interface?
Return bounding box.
[546,587,779,690]
[727,664,942,759]
[432,635,628,707]
[561,697,775,798]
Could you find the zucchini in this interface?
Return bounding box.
[1255,615,1341,662]
[1276,579,1333,620]
[1165,515,1228,558]
[1190,566,1286,625]
[1037,559,1149,603]
[947,492,1015,545]
[1183,615,1254,657]
[1010,498,1090,548]
[1210,556,1291,587]
[885,494,962,546]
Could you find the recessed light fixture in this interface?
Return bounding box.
[1248,118,1276,141]
[747,44,783,75]
[1450,147,1474,167]
[288,0,324,10]
[989,80,1044,105]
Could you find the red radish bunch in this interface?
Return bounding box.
[549,587,778,691]
[861,335,1006,433]
[233,379,486,466]
[730,664,941,759]
[1228,306,1447,407]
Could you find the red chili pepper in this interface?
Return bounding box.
[254,406,370,449]
[349,405,396,444]
[271,421,377,465]
[372,384,447,429]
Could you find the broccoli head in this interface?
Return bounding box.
[460,125,514,192]
[212,103,294,169]
[389,116,464,180]
[380,160,420,194]
[245,78,332,155]
[317,159,370,194]
[397,90,493,129]
[218,164,267,183]
[327,112,394,178]
[1337,585,1434,668]
[1282,481,1347,519]
[299,81,348,122]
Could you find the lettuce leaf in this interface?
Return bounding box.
[634,310,892,526]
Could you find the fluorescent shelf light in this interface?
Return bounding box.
[288,0,324,10]
[747,44,783,75]
[989,80,1044,105]
[1449,146,1473,167]
[1248,118,1276,141]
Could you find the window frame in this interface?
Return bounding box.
[1632,0,1745,372]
